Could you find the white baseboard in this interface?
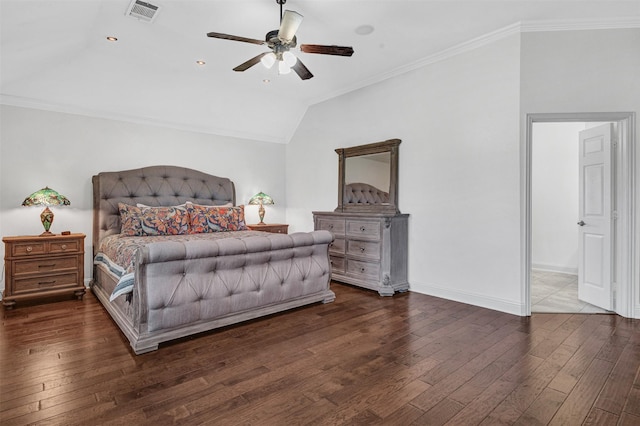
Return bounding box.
[410,282,525,316]
[531,263,578,275]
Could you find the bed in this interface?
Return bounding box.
[91,165,334,354]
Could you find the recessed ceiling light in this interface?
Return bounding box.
[355,25,374,36]
[196,60,206,66]
[106,36,118,42]
[263,79,271,84]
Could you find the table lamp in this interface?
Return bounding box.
[22,186,70,236]
[248,192,274,225]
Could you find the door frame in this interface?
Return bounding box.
[522,112,637,318]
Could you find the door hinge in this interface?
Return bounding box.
[612,210,618,220]
[613,140,618,148]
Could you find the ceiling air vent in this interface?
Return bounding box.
[126,0,160,23]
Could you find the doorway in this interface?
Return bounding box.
[530,122,612,313]
[523,112,637,318]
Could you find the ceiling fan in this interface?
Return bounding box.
[206,0,354,80]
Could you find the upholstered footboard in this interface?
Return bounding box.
[92,231,334,354]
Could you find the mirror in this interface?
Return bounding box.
[335,138,401,214]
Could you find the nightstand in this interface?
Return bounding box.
[247,224,289,234]
[2,233,85,309]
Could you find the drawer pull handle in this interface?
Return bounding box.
[61,244,67,250]
[328,224,334,229]
[360,226,366,232]
[38,264,56,268]
[38,280,56,286]
[26,246,33,253]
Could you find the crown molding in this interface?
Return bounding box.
[310,16,640,107]
[521,16,640,32]
[0,94,289,144]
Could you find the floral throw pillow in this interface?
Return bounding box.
[119,203,189,236]
[186,203,247,233]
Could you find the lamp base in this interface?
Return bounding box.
[39,231,54,237]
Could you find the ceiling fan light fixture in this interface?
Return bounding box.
[283,51,297,67]
[261,52,276,69]
[278,60,291,75]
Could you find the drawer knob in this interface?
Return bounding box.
[360,247,365,252]
[61,244,67,250]
[360,267,365,273]
[26,246,33,253]
[360,226,366,232]
[329,224,334,229]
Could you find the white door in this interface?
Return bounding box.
[578,123,613,310]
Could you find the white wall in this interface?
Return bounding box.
[521,28,640,316]
[531,122,584,274]
[0,105,286,284]
[287,34,523,314]
[287,27,640,316]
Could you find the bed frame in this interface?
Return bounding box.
[91,165,334,354]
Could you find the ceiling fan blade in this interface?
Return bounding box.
[291,59,313,80]
[300,44,354,57]
[278,10,303,43]
[233,52,270,72]
[207,32,265,46]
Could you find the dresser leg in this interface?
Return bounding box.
[74,289,86,300]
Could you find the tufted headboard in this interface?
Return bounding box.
[344,182,390,205]
[92,165,236,256]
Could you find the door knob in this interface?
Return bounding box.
[577,220,585,226]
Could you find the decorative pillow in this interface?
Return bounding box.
[186,204,247,233]
[119,203,189,236]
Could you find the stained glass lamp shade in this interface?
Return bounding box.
[248,192,274,225]
[22,187,70,236]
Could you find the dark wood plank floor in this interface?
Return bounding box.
[1,283,639,425]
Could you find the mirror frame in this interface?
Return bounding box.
[335,138,401,214]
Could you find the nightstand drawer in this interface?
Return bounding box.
[14,257,78,275]
[11,242,46,256]
[14,273,80,293]
[50,240,81,253]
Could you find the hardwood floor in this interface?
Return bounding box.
[1,282,639,425]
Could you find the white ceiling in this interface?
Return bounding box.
[1,0,639,143]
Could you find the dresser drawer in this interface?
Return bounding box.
[14,257,78,275]
[346,259,380,279]
[13,273,80,293]
[316,218,345,235]
[346,240,381,260]
[329,237,345,254]
[346,220,380,240]
[11,242,46,256]
[330,256,345,274]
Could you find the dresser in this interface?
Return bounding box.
[2,233,86,308]
[313,212,409,296]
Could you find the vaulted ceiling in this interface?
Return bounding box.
[1,0,638,143]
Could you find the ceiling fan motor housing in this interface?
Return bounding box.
[266,30,296,49]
